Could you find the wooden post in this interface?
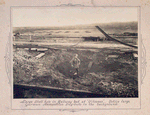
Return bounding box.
[29,35,32,41]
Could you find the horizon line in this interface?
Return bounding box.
[13,21,138,28]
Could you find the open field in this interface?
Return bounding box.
[13,22,138,46]
[13,22,138,35]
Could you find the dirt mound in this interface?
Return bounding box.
[13,50,39,83]
[13,47,138,97]
[79,72,102,86]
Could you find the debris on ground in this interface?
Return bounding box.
[13,47,138,97]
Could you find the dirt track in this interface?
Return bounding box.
[14,41,132,49]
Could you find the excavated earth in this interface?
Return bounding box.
[13,46,138,98]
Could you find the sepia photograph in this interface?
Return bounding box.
[12,7,138,98]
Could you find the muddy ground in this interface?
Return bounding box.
[13,45,138,98]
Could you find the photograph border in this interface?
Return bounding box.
[7,4,145,111]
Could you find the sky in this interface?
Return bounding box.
[12,7,138,27]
